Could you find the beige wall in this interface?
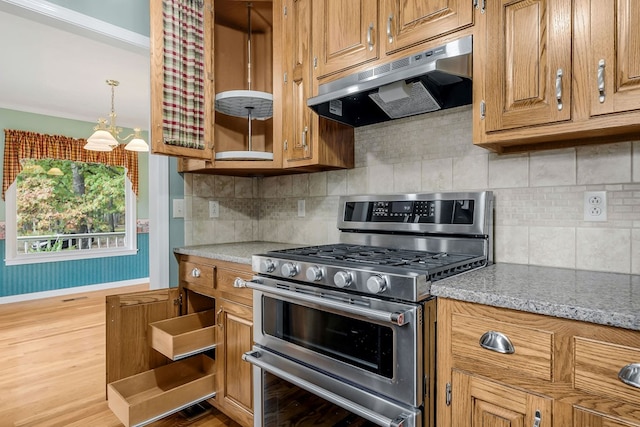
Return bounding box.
[184,105,640,275]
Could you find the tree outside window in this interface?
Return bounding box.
[16,159,126,254]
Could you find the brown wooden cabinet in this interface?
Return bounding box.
[281,0,354,170]
[437,298,640,427]
[106,255,255,427]
[381,0,473,55]
[473,0,640,153]
[311,0,379,80]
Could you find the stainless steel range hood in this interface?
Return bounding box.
[307,35,472,127]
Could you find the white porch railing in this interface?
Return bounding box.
[17,232,127,254]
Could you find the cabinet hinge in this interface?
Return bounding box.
[445,382,452,406]
[174,293,182,308]
[283,5,287,16]
[284,72,288,84]
[480,100,486,120]
[313,57,318,69]
[284,140,288,151]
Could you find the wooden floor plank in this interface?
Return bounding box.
[0,285,242,427]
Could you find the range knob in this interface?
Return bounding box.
[366,275,387,294]
[334,271,354,288]
[281,262,299,277]
[260,259,276,273]
[306,266,324,281]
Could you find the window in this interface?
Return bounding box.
[3,129,139,265]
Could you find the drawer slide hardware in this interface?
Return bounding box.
[479,331,515,354]
[445,382,452,406]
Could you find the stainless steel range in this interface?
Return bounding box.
[238,191,493,427]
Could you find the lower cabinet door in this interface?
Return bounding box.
[214,298,254,427]
[451,370,553,427]
[574,407,640,427]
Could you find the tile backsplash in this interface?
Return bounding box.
[184,105,640,275]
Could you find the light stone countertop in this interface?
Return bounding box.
[174,242,305,265]
[174,244,640,331]
[431,263,640,331]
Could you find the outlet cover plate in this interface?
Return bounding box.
[584,191,607,221]
[209,200,219,218]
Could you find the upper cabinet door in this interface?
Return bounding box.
[484,0,572,132]
[150,0,214,160]
[381,0,473,55]
[312,0,379,79]
[283,0,314,164]
[588,0,640,117]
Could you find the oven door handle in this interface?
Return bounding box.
[235,278,410,326]
[244,350,410,427]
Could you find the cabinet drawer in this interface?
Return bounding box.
[107,354,216,427]
[451,312,553,381]
[150,310,216,360]
[217,267,253,305]
[575,337,640,406]
[180,261,215,288]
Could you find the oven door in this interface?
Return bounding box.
[237,276,425,407]
[244,345,421,427]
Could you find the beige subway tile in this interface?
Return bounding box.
[577,142,631,185]
[488,153,529,189]
[529,226,576,268]
[452,154,489,190]
[530,148,576,187]
[494,225,529,264]
[368,164,395,194]
[394,161,422,193]
[576,227,631,273]
[422,158,453,191]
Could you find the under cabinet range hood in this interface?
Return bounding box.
[307,35,472,127]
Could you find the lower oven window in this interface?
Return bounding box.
[262,370,378,426]
[262,296,393,378]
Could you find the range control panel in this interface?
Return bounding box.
[346,198,475,224]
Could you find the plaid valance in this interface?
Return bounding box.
[162,0,206,149]
[2,129,139,200]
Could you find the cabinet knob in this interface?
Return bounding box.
[618,363,640,389]
[191,267,201,278]
[479,330,515,354]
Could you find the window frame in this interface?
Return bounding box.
[4,170,138,266]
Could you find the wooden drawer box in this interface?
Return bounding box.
[180,261,215,288]
[451,311,554,381]
[575,337,640,406]
[107,354,216,427]
[150,310,217,360]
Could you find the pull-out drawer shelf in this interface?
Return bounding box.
[150,310,217,360]
[107,354,216,427]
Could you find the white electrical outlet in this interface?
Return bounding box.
[172,199,184,218]
[584,191,607,221]
[209,200,219,218]
[298,199,305,217]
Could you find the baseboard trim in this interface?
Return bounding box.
[0,278,152,304]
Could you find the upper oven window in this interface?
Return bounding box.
[262,296,394,378]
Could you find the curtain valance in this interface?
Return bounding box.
[2,129,138,200]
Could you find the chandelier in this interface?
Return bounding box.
[84,79,149,152]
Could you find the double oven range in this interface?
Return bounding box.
[237,191,493,427]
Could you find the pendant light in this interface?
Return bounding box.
[214,2,273,161]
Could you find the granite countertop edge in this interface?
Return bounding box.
[174,242,305,265]
[430,263,640,331]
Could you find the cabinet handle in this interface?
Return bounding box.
[479,331,515,354]
[555,69,564,111]
[618,363,640,389]
[367,22,374,51]
[233,277,246,288]
[216,308,223,328]
[533,410,541,427]
[386,14,393,44]
[302,126,308,148]
[597,59,606,103]
[191,267,201,278]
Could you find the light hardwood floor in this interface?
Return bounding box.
[0,285,241,427]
